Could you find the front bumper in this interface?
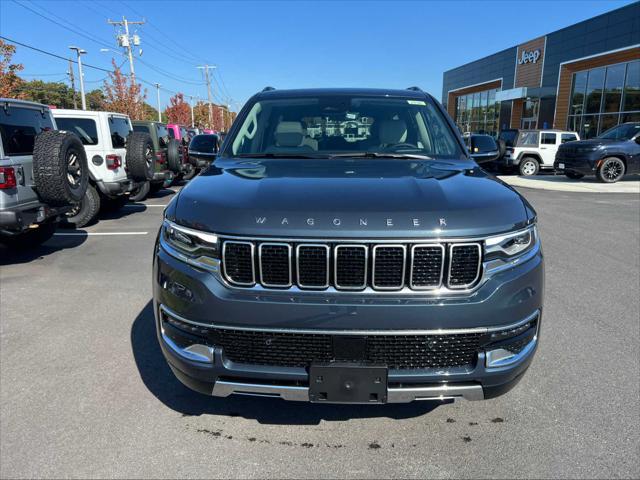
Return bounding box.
[554,153,600,175]
[153,238,544,403]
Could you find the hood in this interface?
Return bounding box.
[171,158,530,238]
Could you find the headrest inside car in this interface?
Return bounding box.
[275,121,304,147]
[379,120,407,145]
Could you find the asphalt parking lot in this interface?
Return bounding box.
[1,185,639,479]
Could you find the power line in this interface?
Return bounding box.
[117,0,209,65]
[1,35,204,107]
[11,0,115,51]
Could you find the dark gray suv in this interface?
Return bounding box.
[153,88,544,404]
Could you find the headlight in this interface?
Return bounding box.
[161,220,220,269]
[484,225,537,259]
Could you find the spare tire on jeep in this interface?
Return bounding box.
[126,131,155,181]
[167,138,182,173]
[32,130,89,207]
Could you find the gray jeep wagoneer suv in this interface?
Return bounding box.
[153,88,544,404]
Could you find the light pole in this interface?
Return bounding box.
[189,95,195,128]
[155,83,161,122]
[69,46,87,110]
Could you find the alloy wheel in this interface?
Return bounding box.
[66,151,83,186]
[602,159,624,182]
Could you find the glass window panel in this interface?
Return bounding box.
[622,60,639,112]
[541,132,557,144]
[602,63,626,113]
[585,68,605,114]
[598,114,620,135]
[567,115,581,134]
[580,114,599,139]
[622,112,640,123]
[561,133,579,143]
[570,71,588,116]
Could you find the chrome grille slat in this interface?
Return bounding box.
[222,241,255,286]
[296,244,330,289]
[334,245,368,290]
[410,244,445,289]
[372,245,406,290]
[259,243,292,287]
[221,239,482,292]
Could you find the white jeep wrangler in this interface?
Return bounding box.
[501,129,580,176]
[52,110,155,227]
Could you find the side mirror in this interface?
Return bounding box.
[470,136,500,164]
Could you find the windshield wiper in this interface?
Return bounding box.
[328,152,434,160]
[236,153,330,159]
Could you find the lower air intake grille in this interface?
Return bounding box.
[449,244,481,288]
[223,242,254,285]
[211,328,482,369]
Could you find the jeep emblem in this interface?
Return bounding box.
[518,49,541,65]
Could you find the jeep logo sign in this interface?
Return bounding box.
[518,49,541,65]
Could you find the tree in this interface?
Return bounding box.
[86,89,105,110]
[19,80,72,107]
[0,39,25,98]
[102,59,147,119]
[193,101,210,129]
[164,93,191,125]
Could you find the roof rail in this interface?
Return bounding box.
[406,86,424,92]
[261,86,276,92]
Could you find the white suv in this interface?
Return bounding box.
[501,129,580,176]
[53,110,155,227]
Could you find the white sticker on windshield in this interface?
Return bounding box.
[407,100,426,106]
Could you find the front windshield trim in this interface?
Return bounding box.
[220,93,466,160]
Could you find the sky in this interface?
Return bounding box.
[0,0,635,111]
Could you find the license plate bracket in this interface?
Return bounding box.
[309,364,388,404]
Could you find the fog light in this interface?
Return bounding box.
[160,306,214,363]
[485,314,539,368]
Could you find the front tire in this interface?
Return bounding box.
[597,157,625,183]
[519,157,539,176]
[62,183,100,228]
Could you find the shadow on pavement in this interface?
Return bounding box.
[0,230,88,265]
[131,301,444,425]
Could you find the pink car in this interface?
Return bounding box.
[201,128,215,135]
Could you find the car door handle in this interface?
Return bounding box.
[540,147,547,149]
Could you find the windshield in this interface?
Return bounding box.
[597,123,640,140]
[223,95,464,159]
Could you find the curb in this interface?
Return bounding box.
[497,175,640,194]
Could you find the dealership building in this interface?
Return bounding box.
[442,2,639,138]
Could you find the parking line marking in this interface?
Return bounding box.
[123,204,167,208]
[54,232,148,236]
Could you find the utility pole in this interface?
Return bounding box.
[197,65,216,127]
[107,16,145,82]
[189,95,195,128]
[155,83,162,122]
[69,46,87,110]
[67,59,77,109]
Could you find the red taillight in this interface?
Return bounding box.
[0,167,17,189]
[156,152,166,164]
[106,154,122,170]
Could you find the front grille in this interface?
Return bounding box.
[410,245,444,289]
[221,239,482,291]
[259,243,291,287]
[372,246,406,289]
[222,242,254,285]
[213,328,482,369]
[449,244,481,288]
[335,245,367,289]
